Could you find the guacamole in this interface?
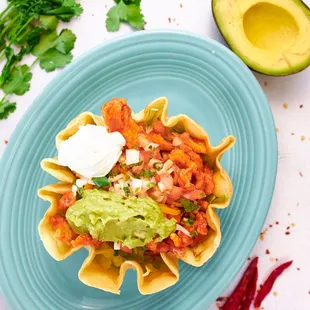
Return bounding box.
[66,189,176,249]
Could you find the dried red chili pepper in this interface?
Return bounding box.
[240,266,258,310]
[221,257,258,310]
[254,260,293,308]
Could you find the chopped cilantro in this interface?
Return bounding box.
[124,160,143,168]
[135,187,141,193]
[183,217,195,226]
[190,231,198,237]
[180,199,199,212]
[146,182,156,189]
[123,186,130,196]
[153,162,163,171]
[92,176,111,187]
[140,169,156,178]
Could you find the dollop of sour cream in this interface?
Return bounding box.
[58,124,126,179]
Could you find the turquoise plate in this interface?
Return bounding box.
[0,30,277,310]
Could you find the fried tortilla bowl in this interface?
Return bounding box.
[38,182,179,294]
[38,97,235,294]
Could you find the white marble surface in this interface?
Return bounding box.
[0,1,310,309]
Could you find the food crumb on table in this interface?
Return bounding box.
[265,249,270,255]
[300,105,303,108]
[283,103,288,109]
[285,231,290,235]
[260,228,268,240]
[275,221,279,225]
[291,223,295,227]
[273,291,278,296]
[180,3,183,8]
[276,127,279,132]
[301,135,306,141]
[299,172,303,177]
[291,132,295,135]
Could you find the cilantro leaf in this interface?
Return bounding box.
[140,169,156,178]
[42,0,83,22]
[92,176,111,187]
[180,199,199,212]
[106,0,144,32]
[115,0,141,5]
[106,1,128,32]
[40,15,59,31]
[127,5,144,29]
[0,99,16,120]
[2,65,32,96]
[32,29,76,72]
[123,186,130,196]
[32,29,76,57]
[38,50,73,72]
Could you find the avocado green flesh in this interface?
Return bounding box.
[66,189,176,249]
[212,0,310,76]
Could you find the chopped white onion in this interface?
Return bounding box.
[163,159,174,171]
[114,184,121,192]
[167,167,174,174]
[158,181,167,192]
[126,149,140,165]
[109,173,124,182]
[114,242,120,250]
[149,158,161,166]
[132,178,143,193]
[72,185,78,195]
[76,178,88,188]
[176,224,191,237]
[144,143,159,151]
[118,179,124,189]
[172,137,182,147]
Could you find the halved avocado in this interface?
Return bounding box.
[212,0,310,76]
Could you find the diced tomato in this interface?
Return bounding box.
[155,174,161,183]
[58,191,76,211]
[161,151,170,162]
[71,234,102,248]
[183,189,206,200]
[166,213,181,224]
[170,231,193,248]
[140,150,151,164]
[160,173,173,189]
[198,200,209,211]
[120,244,132,254]
[167,186,183,201]
[193,212,208,235]
[191,233,208,247]
[132,164,144,175]
[50,214,76,245]
[147,240,170,253]
[152,148,162,160]
[152,121,167,136]
[204,164,215,195]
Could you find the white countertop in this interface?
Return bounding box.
[0,1,310,309]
